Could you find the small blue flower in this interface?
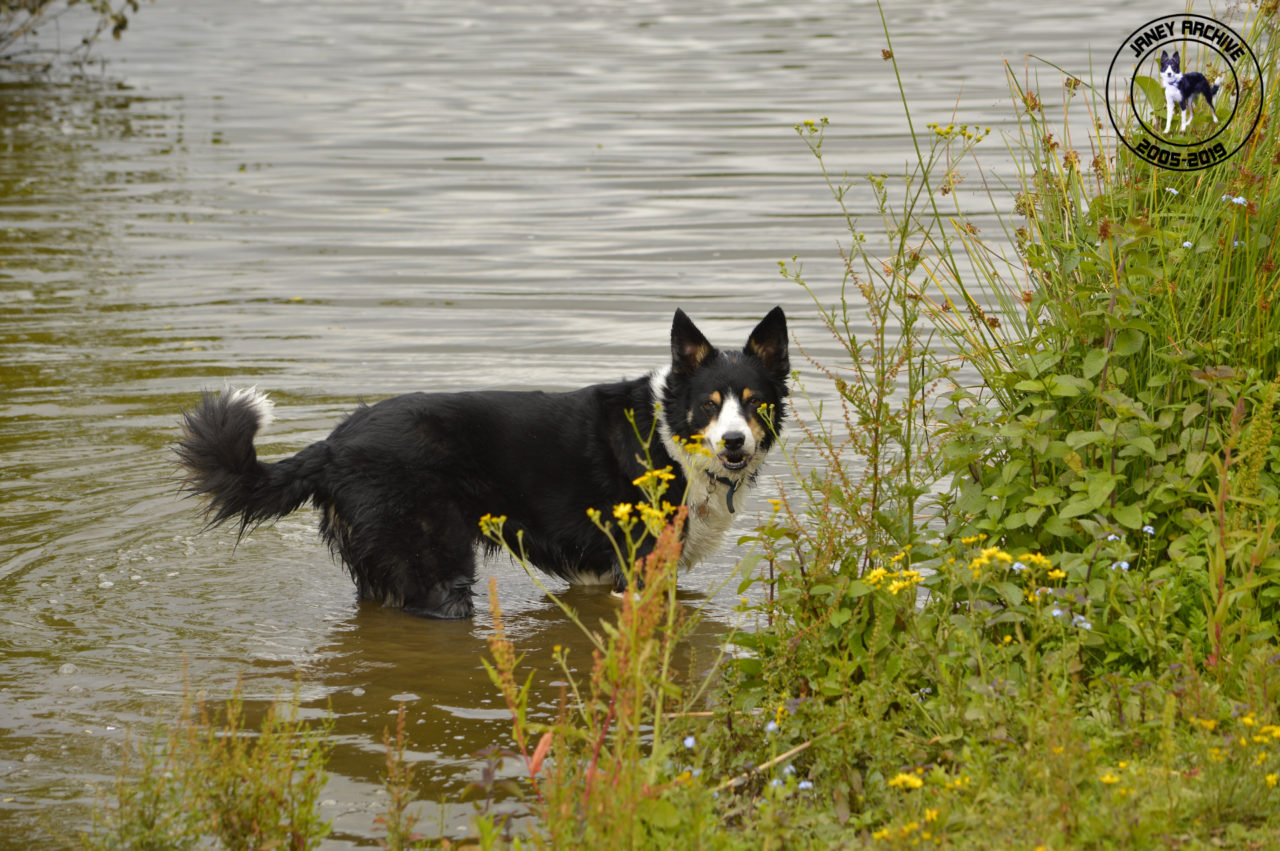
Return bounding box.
[1110,560,1130,572]
[765,720,778,734]
[784,765,797,775]
[1142,525,1155,535]
[1106,533,1121,542]
[770,778,783,787]
[1012,561,1028,573]
[1183,241,1193,248]
[1072,614,1092,630]
[1234,196,1247,205]
[1167,187,1179,195]
[684,735,696,749]
[1234,240,1240,247]
[798,780,814,790]
[1051,606,1064,618]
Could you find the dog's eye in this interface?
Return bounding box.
[701,399,718,413]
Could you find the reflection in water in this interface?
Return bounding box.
[0,0,1171,845]
[306,588,728,840]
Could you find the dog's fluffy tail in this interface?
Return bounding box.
[176,387,327,536]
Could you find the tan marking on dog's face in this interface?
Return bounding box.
[742,388,755,403]
[710,390,722,406]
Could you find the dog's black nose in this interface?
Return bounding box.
[722,432,746,452]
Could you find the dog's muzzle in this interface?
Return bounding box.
[718,431,751,472]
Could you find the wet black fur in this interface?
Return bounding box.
[175,308,789,619]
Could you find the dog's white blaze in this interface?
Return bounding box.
[703,395,756,457]
[227,385,275,429]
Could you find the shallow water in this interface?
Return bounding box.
[1,0,1172,844]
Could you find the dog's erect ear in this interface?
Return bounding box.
[1161,50,1168,62]
[1172,50,1180,67]
[744,306,789,381]
[671,309,715,376]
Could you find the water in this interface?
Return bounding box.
[1,0,1173,844]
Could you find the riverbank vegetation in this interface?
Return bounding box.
[1,0,144,70]
[82,5,1280,849]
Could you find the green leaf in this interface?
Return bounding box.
[1186,451,1209,477]
[1043,514,1075,536]
[846,580,874,599]
[648,799,681,830]
[1133,75,1166,120]
[1048,374,1092,398]
[1112,327,1145,357]
[1015,378,1046,392]
[1060,498,1094,519]
[1066,430,1107,451]
[1088,473,1119,508]
[1112,502,1143,529]
[1082,349,1108,379]
[996,582,1025,607]
[1118,435,1159,459]
[1024,486,1063,507]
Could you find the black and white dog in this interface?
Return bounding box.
[175,308,789,619]
[1159,50,1221,133]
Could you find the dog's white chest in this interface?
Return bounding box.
[680,474,737,568]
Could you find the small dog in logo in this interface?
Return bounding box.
[1159,50,1222,133]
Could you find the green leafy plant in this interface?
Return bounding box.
[82,680,334,851]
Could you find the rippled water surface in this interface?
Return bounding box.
[1,0,1168,844]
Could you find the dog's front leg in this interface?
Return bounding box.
[1163,93,1176,133]
[1180,101,1193,131]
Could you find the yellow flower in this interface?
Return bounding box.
[1192,717,1218,732]
[1267,773,1278,788]
[1047,568,1066,580]
[478,513,507,533]
[924,808,939,823]
[1100,772,1120,784]
[871,828,891,840]
[888,570,923,594]
[887,772,924,789]
[864,567,889,587]
[632,466,677,488]
[612,503,633,521]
